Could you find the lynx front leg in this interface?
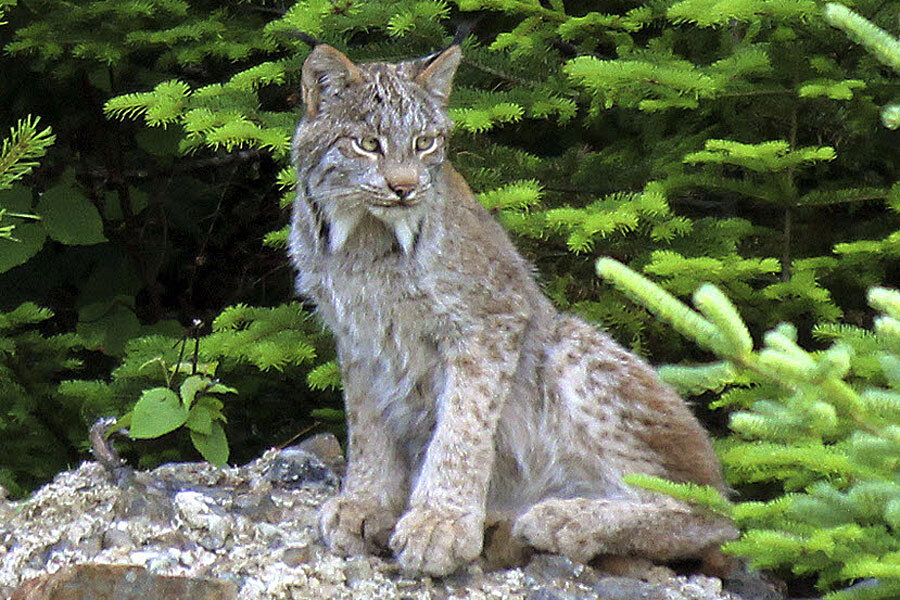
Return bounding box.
[512,496,738,564]
[389,347,515,576]
[320,373,408,556]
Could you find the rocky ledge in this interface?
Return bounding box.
[0,434,781,600]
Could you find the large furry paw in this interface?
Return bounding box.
[511,498,602,563]
[388,505,484,576]
[319,495,399,556]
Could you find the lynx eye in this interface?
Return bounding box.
[414,135,438,153]
[352,137,381,155]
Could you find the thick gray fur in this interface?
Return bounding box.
[289,45,737,577]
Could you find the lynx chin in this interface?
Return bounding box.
[288,43,737,577]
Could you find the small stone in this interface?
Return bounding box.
[281,545,313,566]
[117,489,175,523]
[197,532,226,551]
[591,576,668,600]
[256,522,285,540]
[526,590,570,600]
[345,556,374,585]
[77,534,103,557]
[25,546,50,570]
[682,575,723,599]
[723,567,786,600]
[233,492,281,523]
[145,551,181,573]
[525,554,584,581]
[316,584,341,597]
[10,564,237,600]
[174,491,233,546]
[296,433,346,477]
[264,448,339,489]
[102,527,135,550]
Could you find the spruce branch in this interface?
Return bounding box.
[0,115,55,191]
[823,4,900,74]
[596,258,729,355]
[693,284,753,358]
[622,473,734,515]
[824,3,900,129]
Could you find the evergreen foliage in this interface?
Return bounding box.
[824,3,900,129]
[599,258,900,600]
[58,302,332,468]
[0,116,52,243]
[0,4,897,595]
[0,303,85,497]
[0,115,53,192]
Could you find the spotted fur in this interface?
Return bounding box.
[288,45,736,577]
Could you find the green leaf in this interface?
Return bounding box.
[307,360,342,391]
[113,412,132,432]
[130,387,189,439]
[206,382,237,395]
[180,375,210,408]
[77,297,141,355]
[190,421,229,465]
[195,395,224,412]
[36,172,107,245]
[185,403,214,435]
[0,185,47,273]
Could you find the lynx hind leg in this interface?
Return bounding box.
[511,496,738,565]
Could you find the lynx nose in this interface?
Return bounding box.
[388,181,417,199]
[383,164,420,202]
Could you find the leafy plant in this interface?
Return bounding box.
[118,369,236,467]
[58,301,332,469]
[0,115,54,192]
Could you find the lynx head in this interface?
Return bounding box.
[292,45,461,253]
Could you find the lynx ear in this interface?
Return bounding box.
[301,45,363,117]
[415,45,461,103]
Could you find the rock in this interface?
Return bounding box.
[101,526,135,551]
[10,564,237,600]
[173,491,234,551]
[344,556,374,585]
[723,566,788,600]
[264,446,339,489]
[0,445,758,600]
[281,545,313,567]
[591,576,670,600]
[296,433,346,477]
[526,591,565,600]
[592,555,674,582]
[525,554,587,581]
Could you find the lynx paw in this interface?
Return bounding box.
[389,505,483,576]
[319,495,398,556]
[512,499,602,563]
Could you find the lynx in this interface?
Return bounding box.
[288,43,737,577]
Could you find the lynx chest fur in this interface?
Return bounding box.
[288,43,737,577]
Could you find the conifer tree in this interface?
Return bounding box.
[824,2,900,130]
[93,0,898,354]
[0,0,896,533]
[0,116,53,243]
[598,258,900,600]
